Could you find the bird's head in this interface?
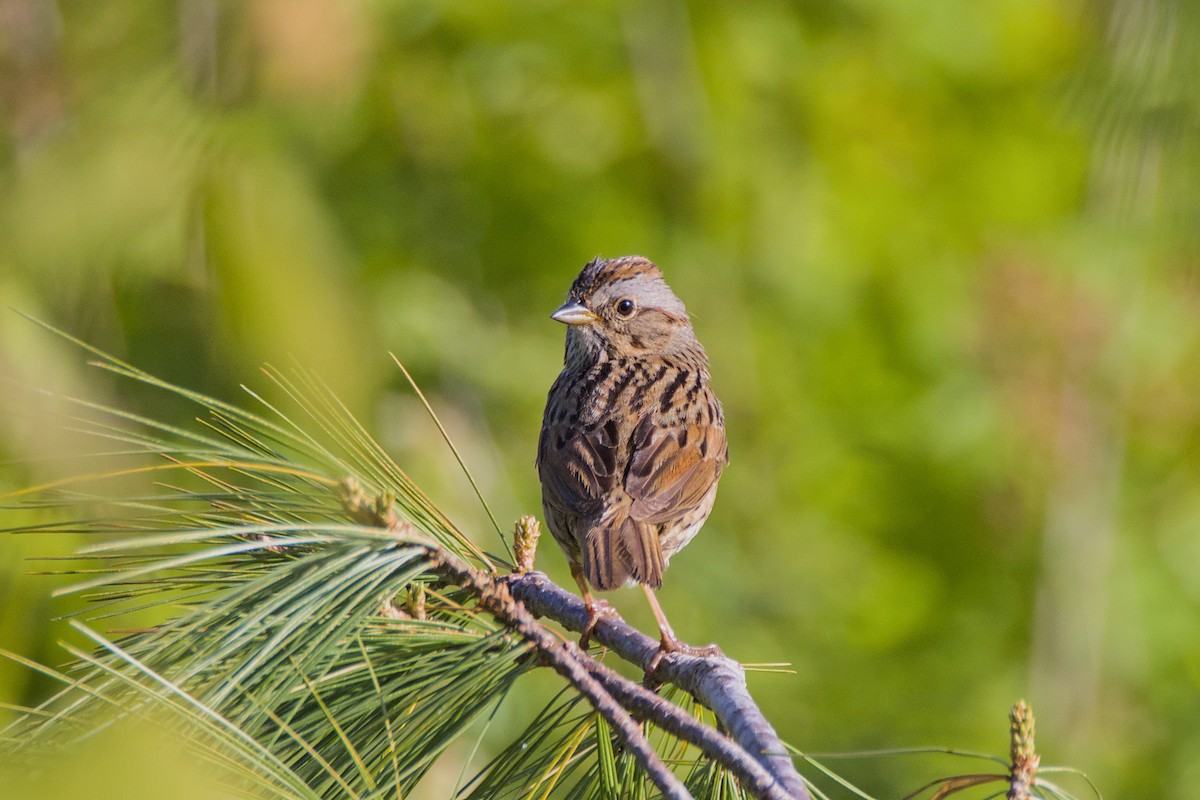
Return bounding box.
[553,256,699,361]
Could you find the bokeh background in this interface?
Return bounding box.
[2,1,1198,797]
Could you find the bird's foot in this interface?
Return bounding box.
[644,636,723,684]
[579,599,619,651]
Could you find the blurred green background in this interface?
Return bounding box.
[2,1,1198,797]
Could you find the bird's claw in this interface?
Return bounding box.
[578,599,618,651]
[644,638,722,685]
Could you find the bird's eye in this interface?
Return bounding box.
[615,298,636,317]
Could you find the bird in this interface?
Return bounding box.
[537,255,728,672]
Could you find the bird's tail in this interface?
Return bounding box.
[582,513,663,591]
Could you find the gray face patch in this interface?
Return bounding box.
[587,275,688,320]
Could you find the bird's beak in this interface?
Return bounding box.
[551,302,600,326]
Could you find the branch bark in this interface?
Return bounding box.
[509,571,810,800]
[422,545,808,799]
[424,548,692,800]
[345,479,809,800]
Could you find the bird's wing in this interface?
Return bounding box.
[536,417,621,520]
[624,411,727,525]
[539,416,657,589]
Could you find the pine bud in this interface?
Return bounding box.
[513,515,541,574]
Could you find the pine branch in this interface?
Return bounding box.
[507,571,809,800]
[342,483,807,800]
[422,547,692,800]
[427,553,806,800]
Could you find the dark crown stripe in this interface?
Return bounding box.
[602,256,660,284]
[572,256,661,297]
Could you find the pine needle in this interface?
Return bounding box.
[390,353,512,565]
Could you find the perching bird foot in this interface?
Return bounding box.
[644,637,723,681]
[579,598,619,651]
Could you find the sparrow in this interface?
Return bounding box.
[537,255,728,670]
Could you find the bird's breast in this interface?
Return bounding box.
[571,357,683,426]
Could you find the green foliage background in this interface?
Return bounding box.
[1,1,1197,797]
